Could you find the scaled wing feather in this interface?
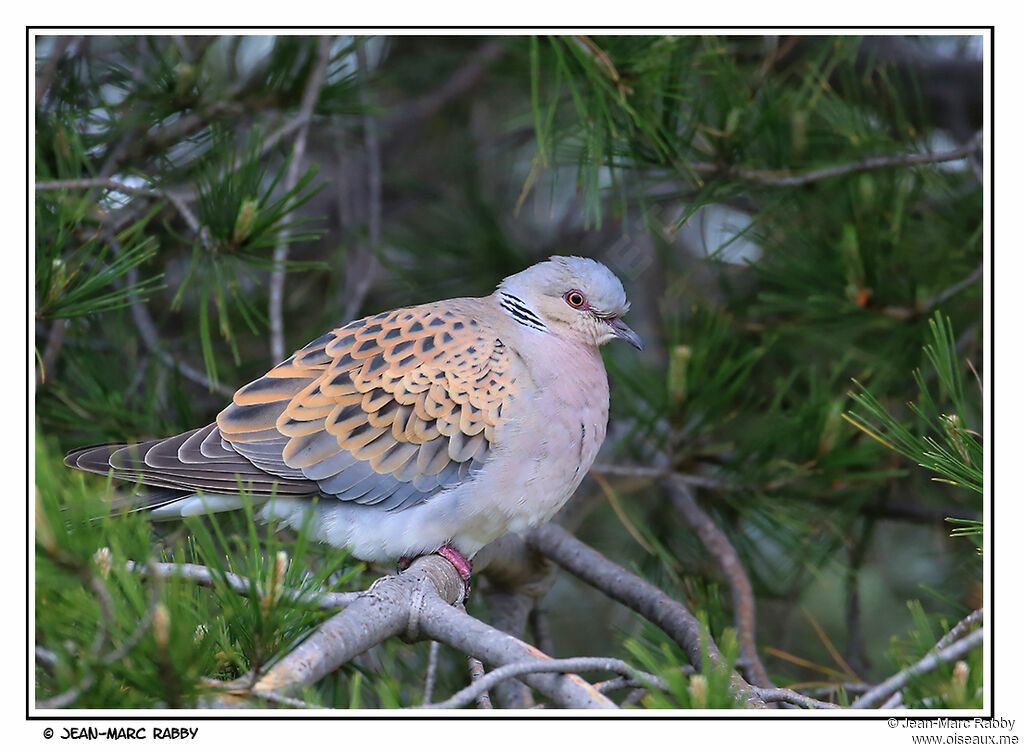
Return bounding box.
[215,300,513,511]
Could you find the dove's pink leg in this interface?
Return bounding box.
[436,545,473,594]
[397,547,473,594]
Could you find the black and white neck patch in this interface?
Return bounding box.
[499,292,548,332]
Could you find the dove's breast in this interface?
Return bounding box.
[442,331,610,552]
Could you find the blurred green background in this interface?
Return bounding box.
[34,34,983,708]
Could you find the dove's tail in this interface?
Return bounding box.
[64,423,320,517]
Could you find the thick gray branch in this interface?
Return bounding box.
[251,555,464,692]
[237,553,612,709]
[526,523,766,708]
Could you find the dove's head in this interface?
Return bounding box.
[497,255,643,351]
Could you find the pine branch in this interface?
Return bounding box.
[228,553,614,709]
[481,588,535,707]
[935,609,983,651]
[421,656,657,709]
[526,523,767,708]
[666,479,773,689]
[126,560,361,610]
[749,687,839,710]
[850,628,983,708]
[689,131,983,187]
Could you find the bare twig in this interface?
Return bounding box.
[37,319,69,388]
[530,606,555,658]
[688,131,983,187]
[87,575,115,657]
[269,35,333,364]
[422,657,661,710]
[935,609,983,651]
[590,462,729,489]
[37,178,208,248]
[850,628,984,708]
[844,521,874,676]
[124,265,234,398]
[750,687,839,709]
[880,691,905,709]
[466,655,493,709]
[37,676,94,709]
[927,264,984,310]
[483,588,534,707]
[165,192,204,238]
[388,39,505,126]
[341,43,384,323]
[126,560,360,610]
[883,263,983,320]
[595,462,974,526]
[101,566,163,665]
[121,98,245,166]
[667,479,773,688]
[423,640,441,704]
[592,665,698,699]
[798,681,872,698]
[35,646,59,671]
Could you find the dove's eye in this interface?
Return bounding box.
[564,290,587,309]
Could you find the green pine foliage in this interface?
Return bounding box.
[846,312,983,498]
[34,34,983,708]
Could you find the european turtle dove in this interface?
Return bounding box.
[65,256,642,588]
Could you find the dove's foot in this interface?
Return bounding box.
[436,545,473,596]
[396,548,472,596]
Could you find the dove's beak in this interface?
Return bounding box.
[608,317,644,351]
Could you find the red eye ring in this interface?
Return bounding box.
[564,290,587,308]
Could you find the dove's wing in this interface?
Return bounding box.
[67,300,516,514]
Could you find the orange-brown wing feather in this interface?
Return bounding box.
[216,300,514,511]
